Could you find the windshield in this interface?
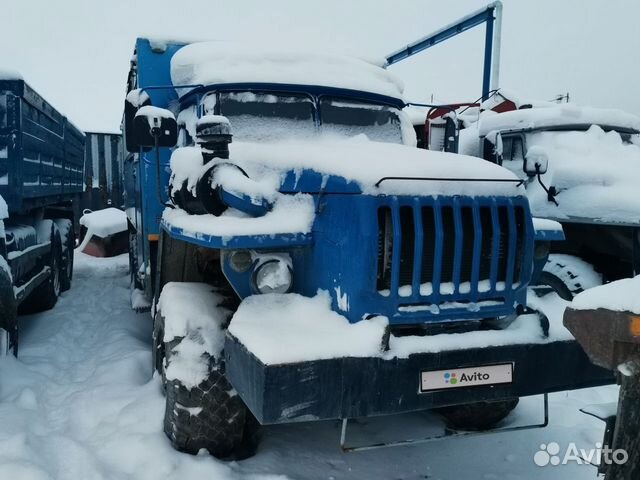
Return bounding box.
[197,90,405,144]
[320,98,403,144]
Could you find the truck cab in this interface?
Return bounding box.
[123,39,611,459]
[460,100,640,296]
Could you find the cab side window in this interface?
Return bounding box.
[502,135,525,162]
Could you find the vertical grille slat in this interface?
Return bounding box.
[389,205,402,295]
[411,199,424,298]
[376,198,529,302]
[451,200,463,292]
[470,205,483,297]
[505,201,518,291]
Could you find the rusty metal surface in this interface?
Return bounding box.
[563,308,640,370]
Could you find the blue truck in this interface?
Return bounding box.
[122,36,613,459]
[0,75,84,355]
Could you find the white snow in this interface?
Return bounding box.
[170,42,404,101]
[478,105,640,137]
[0,252,620,480]
[78,208,128,251]
[572,275,640,314]
[162,194,315,241]
[228,291,387,365]
[158,283,231,387]
[125,88,150,107]
[135,105,176,127]
[463,105,640,224]
[229,288,575,365]
[130,288,151,310]
[532,217,563,233]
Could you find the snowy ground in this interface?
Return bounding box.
[0,253,619,480]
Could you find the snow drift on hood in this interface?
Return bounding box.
[170,42,404,100]
[169,138,524,198]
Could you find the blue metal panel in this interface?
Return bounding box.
[183,193,534,326]
[0,79,84,213]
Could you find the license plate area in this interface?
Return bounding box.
[420,363,513,393]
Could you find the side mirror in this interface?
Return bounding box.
[133,106,178,148]
[524,146,549,176]
[124,89,151,153]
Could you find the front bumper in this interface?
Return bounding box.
[225,335,613,425]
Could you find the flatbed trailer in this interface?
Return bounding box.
[0,76,84,355]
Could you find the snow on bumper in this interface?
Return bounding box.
[225,291,613,423]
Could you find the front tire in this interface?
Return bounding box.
[21,223,62,313]
[161,332,260,459]
[538,254,603,300]
[0,265,18,357]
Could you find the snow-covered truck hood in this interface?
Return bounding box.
[170,138,525,198]
[170,41,405,101]
[526,126,640,224]
[464,105,640,225]
[477,104,640,136]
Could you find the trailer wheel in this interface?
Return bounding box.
[435,398,519,431]
[161,334,261,459]
[53,219,74,292]
[22,224,63,313]
[0,266,18,357]
[538,254,603,300]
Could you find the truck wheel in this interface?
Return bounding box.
[53,219,74,292]
[0,266,18,357]
[22,224,63,313]
[436,398,519,431]
[538,254,603,300]
[161,334,261,459]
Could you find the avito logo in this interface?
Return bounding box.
[444,371,491,385]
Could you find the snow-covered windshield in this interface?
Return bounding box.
[218,92,316,142]
[198,91,404,144]
[320,98,403,144]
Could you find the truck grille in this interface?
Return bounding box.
[376,198,527,299]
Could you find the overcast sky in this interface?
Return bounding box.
[2,0,639,132]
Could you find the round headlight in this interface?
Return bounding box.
[253,259,293,294]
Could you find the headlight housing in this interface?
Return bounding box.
[252,258,293,294]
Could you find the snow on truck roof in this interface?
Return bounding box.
[170,42,405,100]
[478,104,640,136]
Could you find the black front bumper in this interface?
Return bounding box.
[225,335,614,425]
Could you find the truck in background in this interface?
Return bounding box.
[0,75,84,355]
[418,90,640,299]
[121,37,611,459]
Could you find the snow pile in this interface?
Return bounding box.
[228,291,388,365]
[524,126,640,223]
[0,251,619,479]
[461,104,640,224]
[171,42,404,100]
[229,138,522,197]
[478,105,640,137]
[79,208,128,238]
[135,105,176,127]
[158,282,231,389]
[572,275,640,314]
[163,193,315,241]
[229,289,574,365]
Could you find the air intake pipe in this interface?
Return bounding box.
[170,116,271,217]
